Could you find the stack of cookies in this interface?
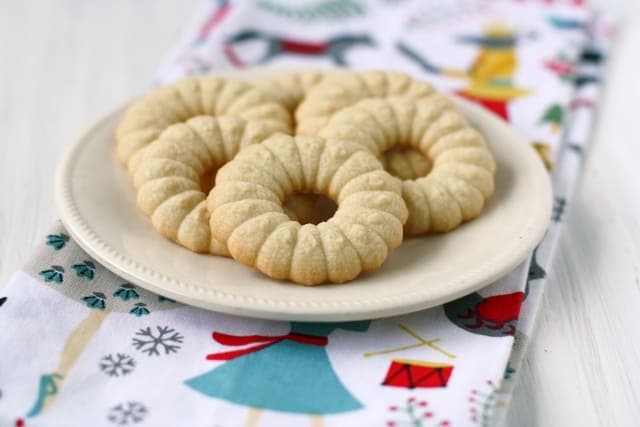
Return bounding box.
[116,70,496,286]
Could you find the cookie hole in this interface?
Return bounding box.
[309,195,338,225]
[284,194,337,225]
[380,146,431,180]
[199,167,218,194]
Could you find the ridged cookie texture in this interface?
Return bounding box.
[134,115,294,256]
[253,70,327,114]
[116,76,292,172]
[320,96,496,234]
[295,69,435,135]
[207,134,409,285]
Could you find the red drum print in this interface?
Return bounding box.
[382,359,454,389]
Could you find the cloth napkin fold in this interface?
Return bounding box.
[0,1,613,426]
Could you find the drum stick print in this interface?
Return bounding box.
[363,324,456,359]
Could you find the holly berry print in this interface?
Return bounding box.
[1,0,613,425]
[544,52,577,83]
[468,380,500,426]
[387,397,450,427]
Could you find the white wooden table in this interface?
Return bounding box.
[1,1,639,426]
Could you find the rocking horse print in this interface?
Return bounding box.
[185,321,370,427]
[223,29,375,67]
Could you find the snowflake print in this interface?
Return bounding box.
[100,353,136,377]
[132,325,183,356]
[107,401,147,425]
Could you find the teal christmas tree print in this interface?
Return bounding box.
[71,260,96,280]
[24,230,183,421]
[46,233,69,250]
[38,266,64,283]
[82,292,107,310]
[129,302,150,317]
[185,321,370,423]
[539,103,564,134]
[113,283,140,301]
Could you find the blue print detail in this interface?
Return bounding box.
[114,284,140,301]
[26,373,62,417]
[39,266,64,283]
[46,233,69,250]
[158,295,176,303]
[83,292,107,310]
[130,303,150,317]
[71,260,96,280]
[185,321,370,414]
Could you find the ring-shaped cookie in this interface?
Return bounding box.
[295,70,436,180]
[319,96,496,234]
[207,134,409,285]
[296,70,435,135]
[134,115,303,256]
[254,70,327,114]
[116,76,292,172]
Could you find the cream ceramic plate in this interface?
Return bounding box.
[55,70,551,321]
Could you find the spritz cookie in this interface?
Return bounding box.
[295,70,435,135]
[116,76,292,173]
[134,115,294,256]
[207,134,408,285]
[320,96,496,234]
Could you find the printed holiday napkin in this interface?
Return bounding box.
[0,1,613,426]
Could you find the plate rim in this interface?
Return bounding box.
[55,73,552,321]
